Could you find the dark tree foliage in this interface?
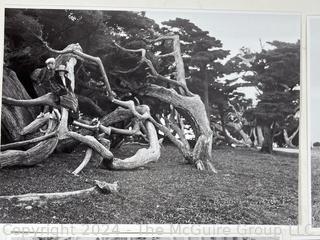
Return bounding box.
[244,41,300,152]
[159,18,230,115]
[4,9,160,106]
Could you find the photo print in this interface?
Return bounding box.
[0,8,300,225]
[310,16,320,227]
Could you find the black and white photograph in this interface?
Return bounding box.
[310,16,320,227]
[0,8,300,224]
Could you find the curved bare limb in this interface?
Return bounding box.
[43,41,115,99]
[2,93,59,108]
[74,118,144,137]
[20,112,51,135]
[1,131,58,151]
[65,131,113,161]
[106,120,161,170]
[42,41,215,171]
[114,42,193,96]
[150,35,187,87]
[72,148,93,175]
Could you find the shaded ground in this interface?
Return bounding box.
[312,148,320,226]
[0,144,298,224]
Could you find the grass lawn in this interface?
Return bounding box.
[312,148,320,226]
[0,144,298,224]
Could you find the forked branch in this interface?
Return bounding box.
[114,42,193,96]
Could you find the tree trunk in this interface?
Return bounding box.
[203,70,210,118]
[1,68,39,143]
[260,125,273,153]
[0,119,59,168]
[256,125,264,147]
[107,39,215,171]
[139,85,215,172]
[251,127,258,147]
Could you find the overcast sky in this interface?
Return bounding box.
[310,17,320,144]
[146,10,300,56]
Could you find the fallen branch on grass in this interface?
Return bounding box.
[0,181,118,206]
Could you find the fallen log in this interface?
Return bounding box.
[0,181,118,206]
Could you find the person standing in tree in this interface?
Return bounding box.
[30,58,56,113]
[51,65,79,122]
[31,57,56,97]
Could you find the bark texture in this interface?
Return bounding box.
[0,118,59,168]
[1,68,39,143]
[0,181,118,206]
[260,125,273,153]
[106,120,161,170]
[139,85,215,172]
